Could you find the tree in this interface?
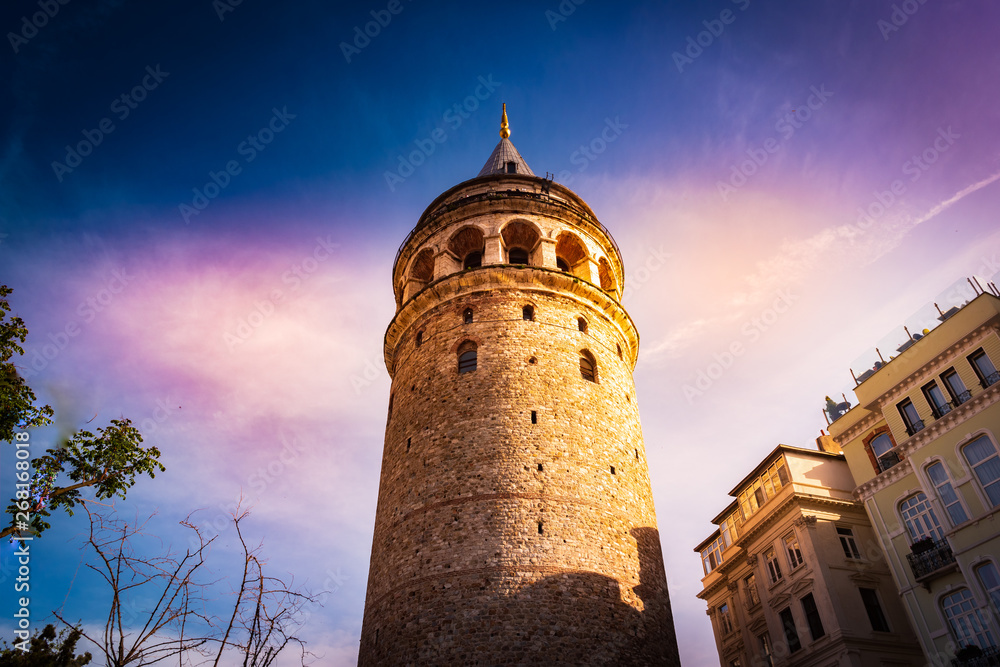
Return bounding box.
[1,285,165,539]
[54,505,316,667]
[0,624,92,666]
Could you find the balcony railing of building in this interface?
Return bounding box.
[905,419,926,437]
[955,389,973,406]
[877,450,903,473]
[906,538,957,582]
[983,371,1000,390]
[952,645,1000,667]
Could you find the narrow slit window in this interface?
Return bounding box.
[463,308,473,324]
[635,449,639,459]
[617,344,623,359]
[577,317,588,332]
[522,304,535,320]
[610,466,616,475]
[415,330,423,346]
[580,351,597,383]
[457,341,478,374]
[537,463,543,472]
[538,521,543,534]
[407,437,411,452]
[531,410,537,424]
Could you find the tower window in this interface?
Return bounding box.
[556,257,570,272]
[537,521,543,534]
[531,410,537,424]
[457,341,478,374]
[407,437,411,452]
[537,463,543,471]
[463,308,473,324]
[617,344,623,359]
[522,305,534,321]
[463,251,482,269]
[416,330,423,346]
[580,351,597,383]
[577,317,588,333]
[508,247,529,264]
[610,466,616,475]
[506,161,517,174]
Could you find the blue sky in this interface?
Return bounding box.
[2,0,1000,664]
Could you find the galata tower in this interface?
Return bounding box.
[359,105,680,666]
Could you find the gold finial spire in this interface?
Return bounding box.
[499,103,510,139]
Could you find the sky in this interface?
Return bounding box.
[1,0,999,664]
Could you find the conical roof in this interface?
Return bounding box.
[477,137,535,177]
[477,103,534,177]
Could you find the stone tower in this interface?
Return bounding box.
[359,106,680,665]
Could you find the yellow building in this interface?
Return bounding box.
[829,289,1000,663]
[695,444,923,666]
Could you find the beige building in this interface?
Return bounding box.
[695,444,924,666]
[358,107,679,664]
[829,288,1000,662]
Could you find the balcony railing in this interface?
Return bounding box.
[906,539,957,581]
[983,371,1000,389]
[952,645,1000,667]
[954,390,973,406]
[877,450,902,473]
[905,419,926,436]
[931,402,954,419]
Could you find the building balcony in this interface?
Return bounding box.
[954,389,973,406]
[906,538,957,583]
[905,419,926,437]
[983,371,1000,390]
[877,450,903,473]
[952,644,1000,667]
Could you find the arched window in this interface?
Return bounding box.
[577,317,588,333]
[580,350,597,383]
[598,257,617,293]
[457,341,477,374]
[522,305,534,321]
[975,561,1000,615]
[899,493,943,543]
[926,461,968,526]
[962,435,1000,507]
[508,247,529,264]
[463,308,473,324]
[942,588,995,648]
[556,258,569,272]
[555,232,587,276]
[415,330,424,347]
[870,433,899,473]
[464,251,482,269]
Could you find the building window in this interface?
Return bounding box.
[837,526,861,559]
[778,607,801,652]
[975,562,1000,615]
[970,348,1000,389]
[757,633,773,667]
[926,461,969,526]
[922,380,952,419]
[859,588,890,632]
[522,304,534,321]
[580,351,597,383]
[942,368,971,405]
[744,573,760,608]
[701,534,727,575]
[728,660,741,667]
[784,534,804,570]
[801,593,825,640]
[899,493,944,542]
[506,161,517,174]
[577,317,588,333]
[508,247,529,264]
[962,435,1000,507]
[556,257,570,272]
[942,588,995,648]
[736,458,789,523]
[718,602,734,635]
[765,548,783,585]
[463,308,474,324]
[463,251,482,269]
[869,432,900,473]
[457,341,477,374]
[897,398,924,436]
